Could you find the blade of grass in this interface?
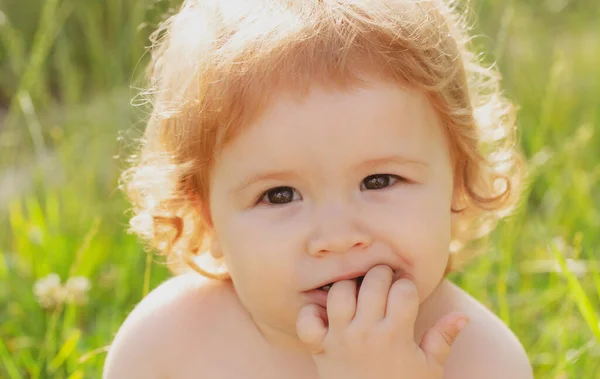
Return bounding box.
[0,18,27,90]
[68,217,101,277]
[54,27,82,105]
[66,370,84,379]
[80,2,108,91]
[0,248,7,279]
[550,237,600,342]
[7,200,35,275]
[19,348,41,379]
[4,0,63,156]
[493,0,515,64]
[582,240,600,300]
[48,328,81,373]
[25,195,47,233]
[44,191,60,234]
[39,307,62,373]
[0,338,22,379]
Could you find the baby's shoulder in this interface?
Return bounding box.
[103,273,235,379]
[443,282,534,379]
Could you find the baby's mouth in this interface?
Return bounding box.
[318,275,366,292]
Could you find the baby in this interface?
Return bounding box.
[104,0,533,378]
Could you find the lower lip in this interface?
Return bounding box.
[304,289,328,307]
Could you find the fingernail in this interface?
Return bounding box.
[456,317,469,331]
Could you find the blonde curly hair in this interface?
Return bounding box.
[121,0,525,279]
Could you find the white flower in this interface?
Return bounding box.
[64,276,91,305]
[33,273,66,309]
[33,274,92,308]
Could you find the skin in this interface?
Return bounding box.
[103,79,534,379]
[207,79,455,353]
[295,265,468,378]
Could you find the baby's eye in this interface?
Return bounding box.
[361,174,404,190]
[258,186,301,205]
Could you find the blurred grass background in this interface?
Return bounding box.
[0,0,598,377]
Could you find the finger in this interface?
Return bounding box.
[383,277,419,335]
[327,279,357,331]
[420,312,469,366]
[297,304,328,354]
[354,265,394,324]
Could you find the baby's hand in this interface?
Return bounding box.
[296,265,468,379]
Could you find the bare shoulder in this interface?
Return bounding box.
[103,272,233,379]
[443,281,534,379]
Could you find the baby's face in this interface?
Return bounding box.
[208,78,454,346]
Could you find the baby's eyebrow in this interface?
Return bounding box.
[232,170,300,194]
[356,155,429,170]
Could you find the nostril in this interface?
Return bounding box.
[353,242,366,249]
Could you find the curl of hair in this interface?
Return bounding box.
[121,0,525,277]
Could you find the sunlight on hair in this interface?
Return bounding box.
[121,0,525,275]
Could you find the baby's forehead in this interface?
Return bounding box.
[216,74,441,147]
[213,82,446,176]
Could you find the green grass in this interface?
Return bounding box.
[1,0,599,377]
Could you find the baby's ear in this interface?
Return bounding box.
[198,205,222,259]
[449,190,465,241]
[189,192,222,258]
[200,202,214,228]
[450,183,467,214]
[209,238,224,259]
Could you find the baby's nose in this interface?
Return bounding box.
[306,207,372,256]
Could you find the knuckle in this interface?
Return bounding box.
[328,299,351,317]
[375,323,396,342]
[346,323,368,342]
[330,302,353,318]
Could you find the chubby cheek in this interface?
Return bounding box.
[217,215,299,296]
[379,195,452,298]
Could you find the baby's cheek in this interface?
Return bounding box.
[414,202,452,244]
[389,201,451,247]
[393,209,450,297]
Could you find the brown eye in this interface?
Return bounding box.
[361,174,401,190]
[259,186,299,204]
